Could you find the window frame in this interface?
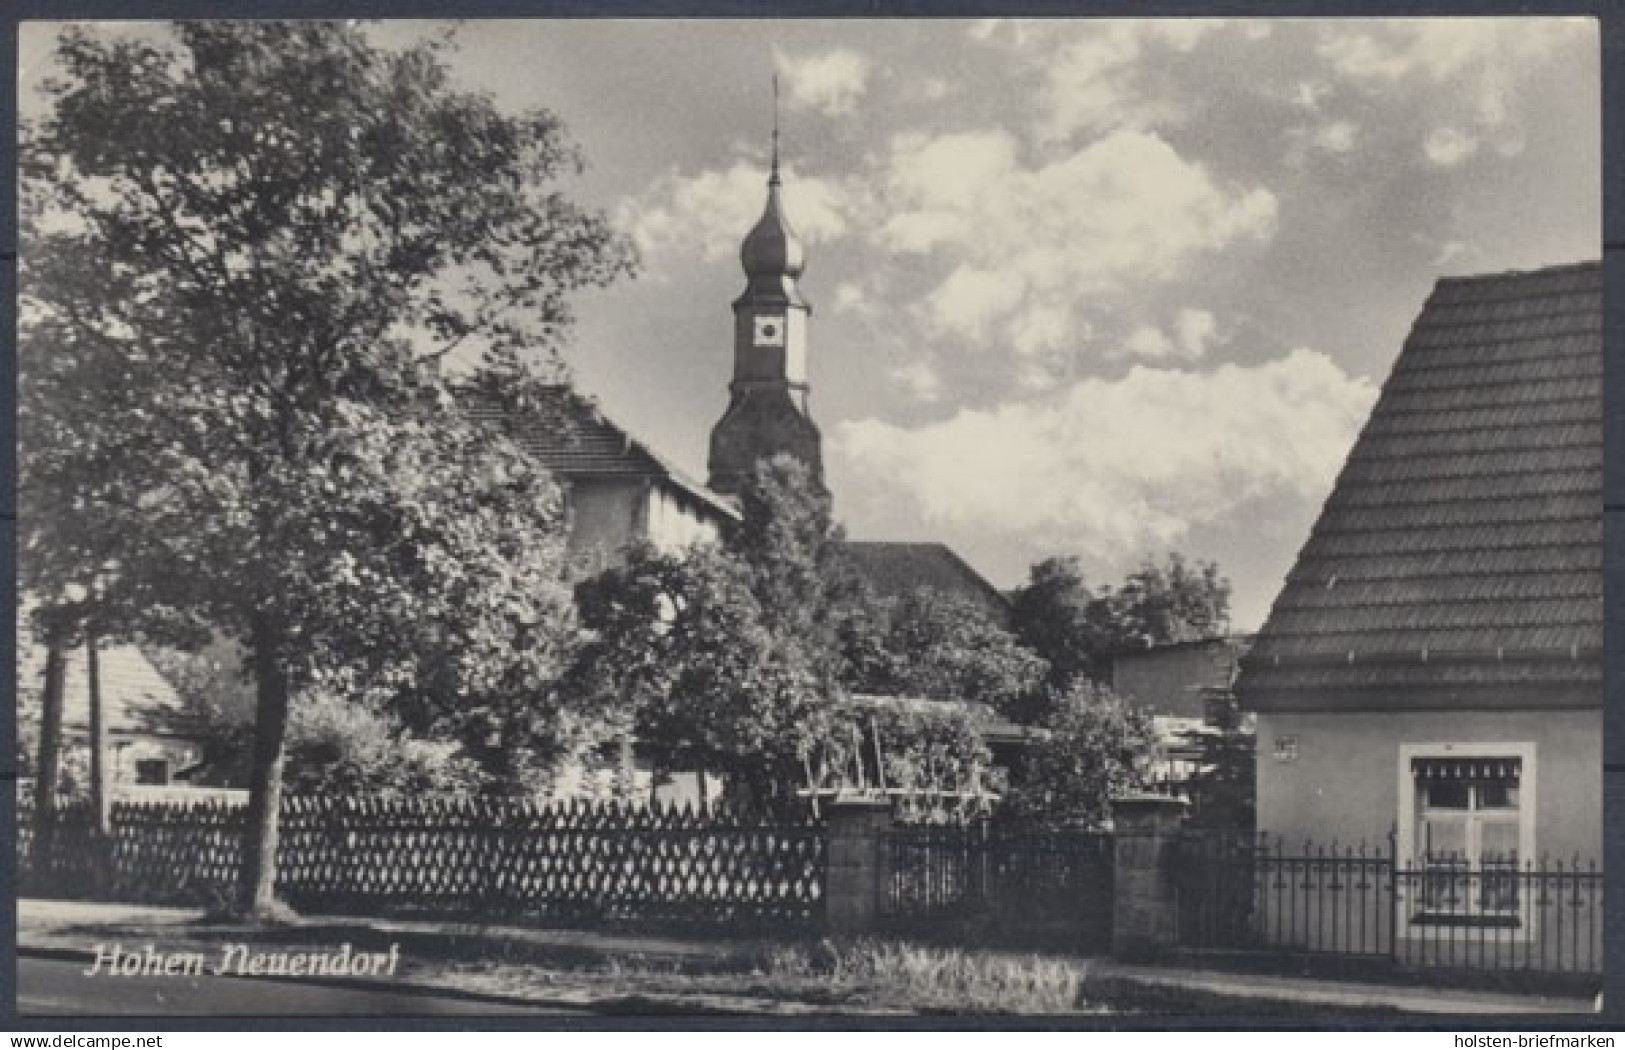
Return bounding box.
[133,757,172,786]
[1395,742,1537,938]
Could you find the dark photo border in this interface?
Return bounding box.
[1,0,1619,1032]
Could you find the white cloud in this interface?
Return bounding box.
[889,360,944,403]
[1432,240,1472,268]
[1315,120,1359,153]
[877,130,1276,358]
[1010,304,1078,359]
[1125,326,1176,359]
[1175,308,1217,356]
[1292,81,1332,110]
[883,129,1019,216]
[968,19,1004,42]
[1319,18,1586,87]
[1424,127,1479,168]
[1120,309,1216,361]
[1030,20,1250,142]
[967,19,1040,48]
[832,282,870,315]
[618,162,862,265]
[1318,18,1591,163]
[774,47,871,116]
[833,349,1376,559]
[921,266,1027,341]
[1037,23,1176,141]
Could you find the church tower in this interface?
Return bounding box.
[706,101,823,497]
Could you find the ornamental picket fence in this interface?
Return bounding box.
[1175,829,1603,977]
[17,794,825,929]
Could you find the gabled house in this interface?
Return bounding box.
[1236,261,1601,933]
[836,541,1015,629]
[16,641,211,793]
[465,386,741,578]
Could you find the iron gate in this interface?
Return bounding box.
[884,821,1113,951]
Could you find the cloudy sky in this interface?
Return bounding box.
[21,18,1601,628]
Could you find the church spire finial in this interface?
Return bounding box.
[770,73,782,187]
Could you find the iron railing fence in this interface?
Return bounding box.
[1393,858,1602,975]
[1175,830,1602,975]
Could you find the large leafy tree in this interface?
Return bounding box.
[1013,552,1232,689]
[144,641,485,795]
[20,22,632,916]
[860,588,1048,719]
[998,681,1158,827]
[1095,553,1232,650]
[1009,556,1103,686]
[731,454,867,690]
[570,543,828,810]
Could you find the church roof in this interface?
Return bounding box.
[1236,260,1601,712]
[740,118,805,282]
[464,386,740,524]
[740,178,805,280]
[837,541,1013,627]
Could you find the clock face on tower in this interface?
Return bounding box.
[753,315,786,348]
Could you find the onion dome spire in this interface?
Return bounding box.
[740,74,805,280]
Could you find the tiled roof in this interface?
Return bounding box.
[1238,261,1601,710]
[462,386,739,523]
[17,644,189,737]
[837,541,1013,626]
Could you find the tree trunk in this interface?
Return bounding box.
[31,632,68,881]
[87,628,111,836]
[239,615,292,918]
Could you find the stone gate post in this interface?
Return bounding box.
[1111,792,1188,959]
[823,794,892,935]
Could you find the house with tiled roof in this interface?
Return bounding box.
[465,386,740,579]
[16,640,211,792]
[1236,260,1601,932]
[836,541,1014,628]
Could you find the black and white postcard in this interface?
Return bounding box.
[12,15,1605,1022]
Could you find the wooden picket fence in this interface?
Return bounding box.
[18,794,826,929]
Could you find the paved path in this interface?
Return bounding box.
[18,898,1601,1017]
[17,956,580,1017]
[1087,960,1598,1016]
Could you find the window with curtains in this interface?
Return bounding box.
[1412,756,1522,918]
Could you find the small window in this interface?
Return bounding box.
[134,759,170,786]
[1411,756,1523,922]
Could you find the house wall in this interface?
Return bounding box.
[52,730,209,791]
[1255,708,1601,862]
[1251,707,1600,966]
[564,478,725,578]
[563,477,646,578]
[644,484,723,553]
[1111,640,1240,720]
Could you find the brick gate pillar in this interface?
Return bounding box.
[824,794,892,935]
[1111,792,1188,959]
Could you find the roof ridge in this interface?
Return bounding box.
[455,383,739,521]
[1433,258,1601,284]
